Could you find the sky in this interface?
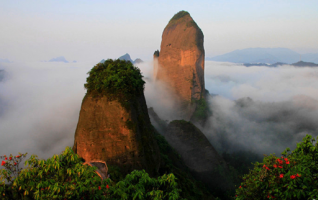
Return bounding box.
[1,0,318,62]
[1,1,318,173]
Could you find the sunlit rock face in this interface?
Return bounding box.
[73,92,160,176]
[154,11,205,120]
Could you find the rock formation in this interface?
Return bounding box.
[154,11,205,120]
[73,59,160,176]
[83,160,108,181]
[163,120,235,193]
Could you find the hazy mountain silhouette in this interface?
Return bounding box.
[208,48,318,64]
[243,61,318,67]
[100,53,143,64]
[291,61,318,67]
[48,56,69,63]
[118,53,133,63]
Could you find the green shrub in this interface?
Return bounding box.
[0,147,108,200]
[168,11,190,24]
[191,98,211,122]
[107,170,181,200]
[154,50,159,58]
[84,59,145,110]
[0,146,183,200]
[235,134,318,199]
[222,150,263,180]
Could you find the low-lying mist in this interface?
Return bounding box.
[0,60,318,169]
[143,61,318,157]
[0,61,94,163]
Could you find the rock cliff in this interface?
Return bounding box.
[73,59,160,176]
[155,11,205,120]
[163,120,235,193]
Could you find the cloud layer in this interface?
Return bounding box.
[147,61,318,157]
[0,61,94,164]
[0,60,318,170]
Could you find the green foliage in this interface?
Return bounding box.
[84,59,145,110]
[154,50,160,58]
[106,165,124,183]
[191,98,211,122]
[235,134,318,199]
[0,146,108,200]
[107,170,181,200]
[207,150,264,200]
[169,11,190,24]
[0,146,185,200]
[222,150,263,179]
[165,10,204,52]
[0,153,28,185]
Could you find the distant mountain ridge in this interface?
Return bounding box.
[243,61,318,67]
[100,53,143,64]
[48,56,69,63]
[207,48,318,64]
[47,56,76,63]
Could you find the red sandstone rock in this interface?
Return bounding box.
[73,93,160,176]
[155,11,205,120]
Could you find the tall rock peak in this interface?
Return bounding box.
[154,11,205,120]
[73,59,160,175]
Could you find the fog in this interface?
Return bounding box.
[0,61,94,164]
[202,62,318,156]
[1,60,318,171]
[143,61,318,157]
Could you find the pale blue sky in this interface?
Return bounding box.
[1,0,318,62]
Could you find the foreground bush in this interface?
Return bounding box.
[0,147,108,199]
[235,134,318,200]
[107,170,181,200]
[0,146,181,200]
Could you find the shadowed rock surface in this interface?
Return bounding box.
[163,120,235,193]
[83,160,108,181]
[148,107,168,134]
[154,11,205,120]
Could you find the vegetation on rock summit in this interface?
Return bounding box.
[84,59,145,110]
[84,59,145,101]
